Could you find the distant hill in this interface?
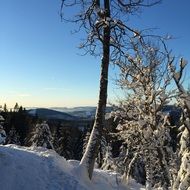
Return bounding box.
[27,107,113,120]
[51,106,96,119]
[27,108,78,121]
[51,106,96,113]
[51,106,113,119]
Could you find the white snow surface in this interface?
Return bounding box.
[0,145,145,190]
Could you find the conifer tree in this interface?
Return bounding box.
[0,125,6,144]
[30,122,54,149]
[52,125,62,152]
[6,126,21,145]
[0,115,6,144]
[14,103,19,112]
[83,131,91,156]
[56,127,81,160]
[3,104,8,113]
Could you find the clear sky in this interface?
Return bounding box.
[0,0,190,108]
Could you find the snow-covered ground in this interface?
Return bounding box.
[0,145,144,190]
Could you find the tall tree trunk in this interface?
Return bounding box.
[80,0,110,180]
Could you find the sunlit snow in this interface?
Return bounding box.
[0,145,145,190]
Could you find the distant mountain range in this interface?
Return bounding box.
[27,105,180,125]
[50,106,97,113]
[27,106,113,120]
[28,108,79,121]
[50,106,97,118]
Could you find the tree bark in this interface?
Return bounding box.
[80,0,110,180]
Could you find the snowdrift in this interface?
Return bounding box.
[0,145,144,190]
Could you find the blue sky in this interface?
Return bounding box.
[0,0,190,108]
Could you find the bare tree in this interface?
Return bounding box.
[61,0,161,179]
[117,41,174,128]
[113,41,177,189]
[169,58,189,127]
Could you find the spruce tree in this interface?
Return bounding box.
[6,125,21,145]
[30,122,54,149]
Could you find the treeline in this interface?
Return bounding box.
[0,103,92,161]
[0,103,115,163]
[0,103,126,166]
